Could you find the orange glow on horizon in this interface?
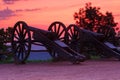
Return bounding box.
[0,0,120,30]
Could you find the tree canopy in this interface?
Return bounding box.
[74,2,118,31]
[0,27,13,52]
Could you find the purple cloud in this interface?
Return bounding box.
[0,7,41,20]
[25,8,41,12]
[15,9,24,12]
[2,0,19,4]
[2,0,28,4]
[15,8,41,12]
[0,7,15,20]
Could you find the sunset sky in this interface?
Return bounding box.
[0,0,120,30]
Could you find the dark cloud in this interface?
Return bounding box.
[0,6,41,20]
[0,7,15,20]
[2,0,28,4]
[15,9,24,12]
[2,0,19,4]
[15,8,41,12]
[25,8,41,12]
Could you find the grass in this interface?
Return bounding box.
[0,56,53,64]
[27,59,53,63]
[0,57,13,64]
[90,55,101,60]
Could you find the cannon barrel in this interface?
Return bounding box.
[28,26,57,40]
[81,29,104,41]
[82,29,104,38]
[28,26,50,34]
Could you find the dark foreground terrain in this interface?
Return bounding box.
[0,59,120,80]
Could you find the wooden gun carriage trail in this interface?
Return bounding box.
[11,21,120,64]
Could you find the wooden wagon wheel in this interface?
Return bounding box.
[48,21,67,42]
[97,26,116,44]
[12,21,31,64]
[48,21,67,61]
[66,24,94,59]
[65,24,83,53]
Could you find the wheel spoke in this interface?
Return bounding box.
[68,32,72,38]
[70,27,74,36]
[51,28,54,32]
[24,38,30,42]
[74,30,77,36]
[76,30,79,36]
[14,35,19,40]
[14,44,20,53]
[17,46,21,59]
[73,26,76,35]
[23,44,27,57]
[54,24,57,33]
[24,42,29,49]
[56,24,61,35]
[21,47,24,60]
[23,30,27,39]
[15,28,20,37]
[18,24,22,33]
[58,30,64,38]
[21,24,25,34]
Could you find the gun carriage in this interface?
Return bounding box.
[11,21,120,64]
[11,21,85,64]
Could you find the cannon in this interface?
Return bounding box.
[65,24,120,60]
[11,21,86,64]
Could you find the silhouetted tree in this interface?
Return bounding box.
[0,27,13,52]
[0,28,6,52]
[74,2,117,31]
[0,27,13,60]
[5,27,13,42]
[74,2,119,45]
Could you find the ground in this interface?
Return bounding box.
[0,59,120,80]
